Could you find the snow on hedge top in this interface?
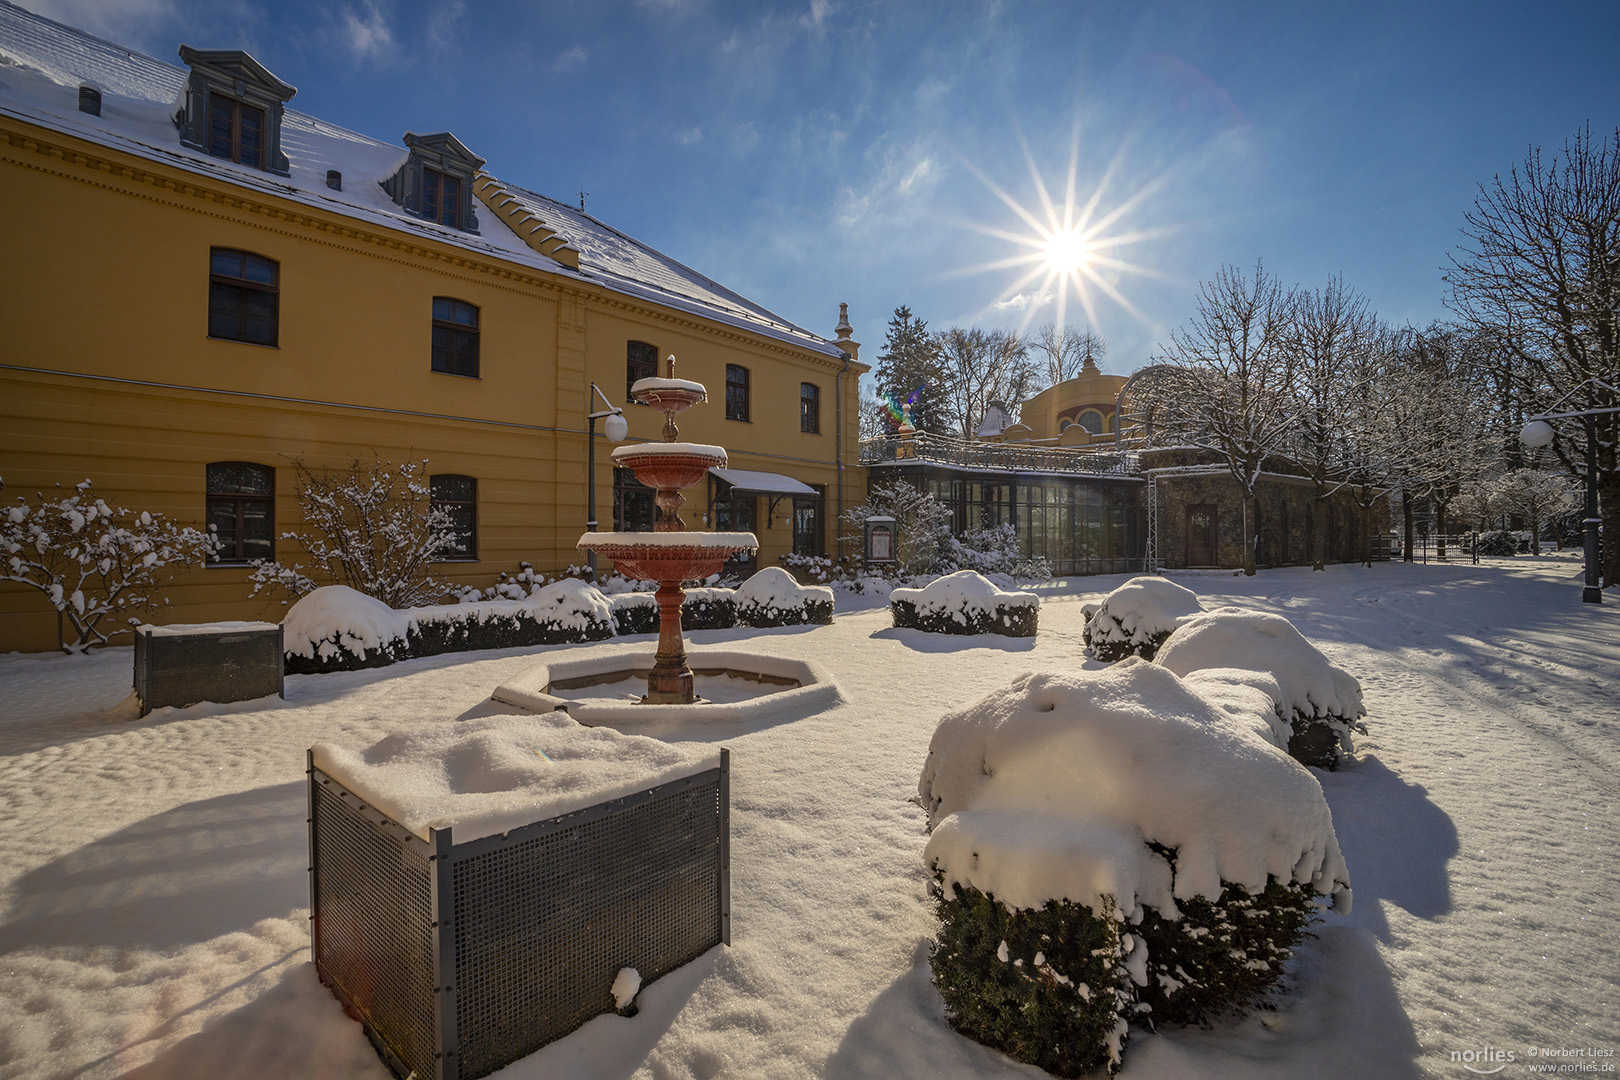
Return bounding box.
[917,661,1350,917]
[1086,576,1203,646]
[1155,608,1365,720]
[891,570,1039,615]
[283,585,408,660]
[525,577,612,629]
[735,566,832,609]
[312,715,720,842]
[140,620,278,637]
[1177,667,1291,750]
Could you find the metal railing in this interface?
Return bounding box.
[860,432,1138,476]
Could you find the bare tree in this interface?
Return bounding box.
[1495,467,1579,555]
[1446,125,1620,585]
[932,327,1036,439]
[1152,261,1299,575]
[1285,276,1382,569]
[1028,323,1106,388]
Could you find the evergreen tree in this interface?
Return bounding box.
[874,306,943,433]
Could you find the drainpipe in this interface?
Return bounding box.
[832,303,861,562]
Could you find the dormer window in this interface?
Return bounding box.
[382,132,484,234]
[175,46,296,176]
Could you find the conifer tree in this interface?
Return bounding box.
[873,306,942,433]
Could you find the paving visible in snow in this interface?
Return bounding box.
[0,554,1617,1079]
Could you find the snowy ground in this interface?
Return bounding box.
[1,554,1617,1079]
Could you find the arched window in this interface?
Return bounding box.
[627,340,658,400]
[726,364,750,421]
[1077,410,1104,434]
[207,462,274,563]
[431,298,479,377]
[208,248,278,346]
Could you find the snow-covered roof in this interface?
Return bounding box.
[0,1,846,361]
[709,468,817,496]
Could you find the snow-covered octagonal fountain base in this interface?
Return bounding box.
[492,648,841,727]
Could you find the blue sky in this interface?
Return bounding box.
[25,0,1620,377]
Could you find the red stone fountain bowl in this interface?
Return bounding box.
[576,531,758,583]
[610,443,727,493]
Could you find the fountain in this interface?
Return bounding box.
[576,356,758,705]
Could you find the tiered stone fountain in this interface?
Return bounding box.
[576,357,758,705]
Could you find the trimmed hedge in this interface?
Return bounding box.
[286,607,613,675]
[931,880,1130,1078]
[930,854,1321,1075]
[734,568,835,628]
[891,597,1038,637]
[606,589,740,636]
[1087,626,1174,664]
[1134,845,1317,1026]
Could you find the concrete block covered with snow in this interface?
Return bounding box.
[1154,606,1366,768]
[1082,576,1203,662]
[734,567,833,628]
[890,570,1039,637]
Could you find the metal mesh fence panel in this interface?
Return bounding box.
[310,752,728,1080]
[310,774,440,1079]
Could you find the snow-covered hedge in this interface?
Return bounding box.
[734,567,833,628]
[1082,576,1203,662]
[1154,607,1366,769]
[283,581,614,674]
[607,587,739,636]
[890,570,1039,637]
[917,662,1351,1074]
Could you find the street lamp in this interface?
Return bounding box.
[586,382,629,576]
[1519,378,1618,604]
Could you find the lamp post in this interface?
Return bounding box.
[586,382,629,576]
[1520,378,1618,604]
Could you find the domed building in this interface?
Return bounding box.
[977,356,1128,448]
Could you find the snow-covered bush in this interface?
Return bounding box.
[917,663,1351,1074]
[283,580,614,674]
[457,560,546,602]
[1177,667,1293,750]
[681,586,736,630]
[841,481,953,575]
[1,478,216,652]
[890,570,1039,637]
[1082,577,1203,662]
[780,552,832,584]
[734,567,834,627]
[249,456,457,609]
[1154,607,1366,769]
[610,592,660,636]
[1475,529,1518,557]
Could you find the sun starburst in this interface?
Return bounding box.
[952,125,1174,337]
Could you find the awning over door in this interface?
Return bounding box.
[708,468,817,497]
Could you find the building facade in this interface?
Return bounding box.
[0,4,865,652]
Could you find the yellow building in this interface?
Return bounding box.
[974,357,1127,447]
[0,6,866,652]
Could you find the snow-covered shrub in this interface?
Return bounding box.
[610,592,660,636]
[249,456,458,609]
[283,581,614,674]
[681,587,736,631]
[890,570,1039,637]
[841,481,953,575]
[780,552,832,584]
[929,884,1132,1078]
[1082,577,1203,662]
[0,478,217,651]
[1154,608,1366,769]
[1177,667,1293,751]
[734,567,833,628]
[917,663,1350,1074]
[458,560,546,602]
[1475,529,1518,557]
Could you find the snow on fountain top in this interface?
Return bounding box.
[632,375,707,396]
[579,531,758,549]
[610,442,727,463]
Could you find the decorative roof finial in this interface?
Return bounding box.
[666,353,676,379]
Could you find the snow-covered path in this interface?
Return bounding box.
[0,556,1616,1079]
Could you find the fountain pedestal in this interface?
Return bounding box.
[577,356,757,705]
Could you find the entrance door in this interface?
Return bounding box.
[1186,504,1217,566]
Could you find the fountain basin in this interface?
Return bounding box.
[577,531,757,582]
[493,648,841,726]
[610,442,727,493]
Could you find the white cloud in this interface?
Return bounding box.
[340,1,395,61]
[992,289,1054,312]
[672,126,703,145]
[548,44,587,73]
[800,0,832,30]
